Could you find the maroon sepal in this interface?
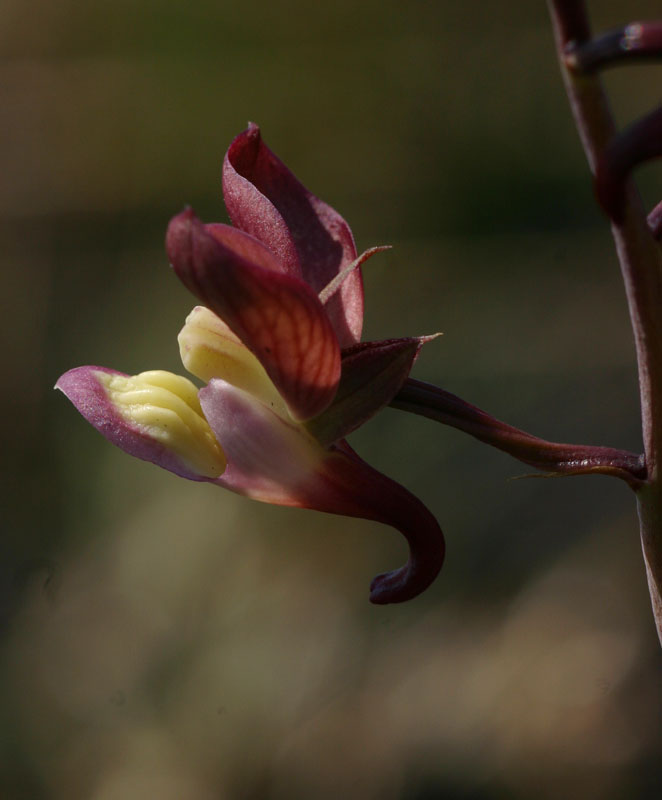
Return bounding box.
[306,337,431,446]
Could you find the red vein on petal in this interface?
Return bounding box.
[167,209,341,421]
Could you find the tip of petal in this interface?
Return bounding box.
[245,121,260,138]
[166,206,195,256]
[166,208,195,279]
[227,123,263,173]
[369,570,409,605]
[368,537,445,605]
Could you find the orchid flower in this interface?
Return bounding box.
[56,124,444,604]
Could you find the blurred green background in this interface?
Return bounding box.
[2,1,662,797]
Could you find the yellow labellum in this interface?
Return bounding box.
[97,369,226,478]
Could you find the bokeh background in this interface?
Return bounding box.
[2,1,662,797]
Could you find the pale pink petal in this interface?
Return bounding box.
[200,378,326,504]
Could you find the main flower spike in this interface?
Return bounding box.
[56,124,444,604]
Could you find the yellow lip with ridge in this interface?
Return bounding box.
[97,369,226,479]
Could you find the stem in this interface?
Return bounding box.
[391,379,645,487]
[548,0,662,644]
[638,485,662,643]
[565,22,662,73]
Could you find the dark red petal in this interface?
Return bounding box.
[223,123,364,347]
[167,208,341,422]
[205,222,289,275]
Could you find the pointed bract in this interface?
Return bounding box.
[167,208,341,422]
[307,337,431,446]
[224,123,364,347]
